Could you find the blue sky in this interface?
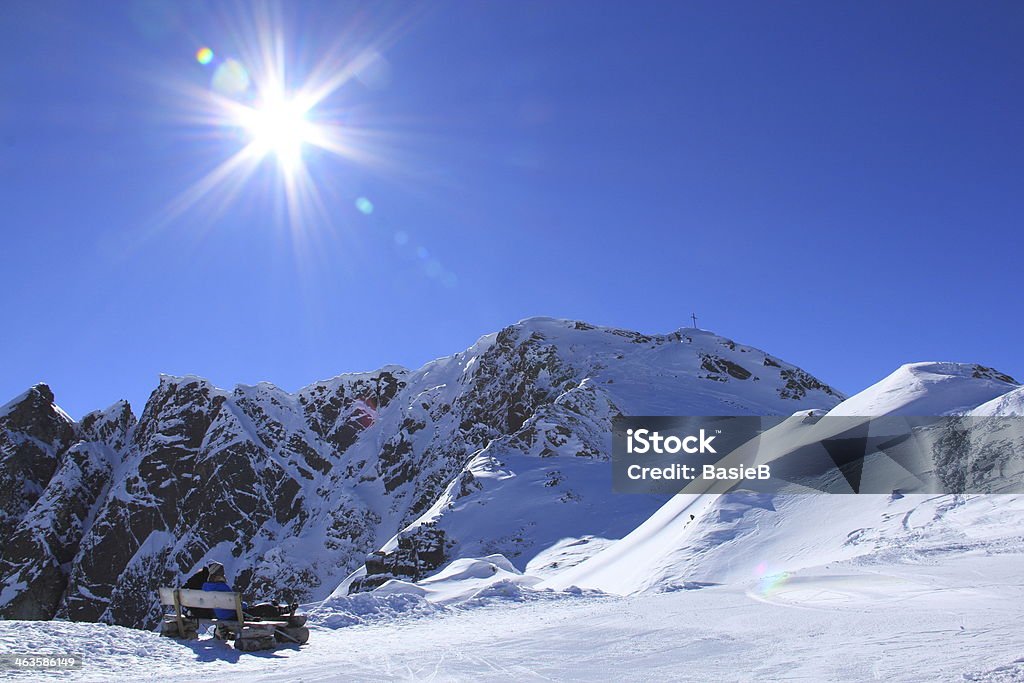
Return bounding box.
[2,1,1022,418]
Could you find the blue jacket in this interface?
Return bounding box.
[202,581,238,620]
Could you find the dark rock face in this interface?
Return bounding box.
[971,365,1017,385]
[0,385,77,543]
[58,375,396,627]
[351,522,449,592]
[701,353,754,381]
[1,374,398,628]
[0,441,117,619]
[0,320,851,629]
[778,368,842,401]
[0,394,126,620]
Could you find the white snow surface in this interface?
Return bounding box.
[3,534,1022,681]
[324,555,540,610]
[826,362,1016,416]
[971,386,1024,417]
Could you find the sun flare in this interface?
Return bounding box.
[160,6,404,234]
[237,94,314,171]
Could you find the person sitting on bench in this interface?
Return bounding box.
[180,564,213,618]
[183,565,209,590]
[202,561,296,620]
[201,562,238,619]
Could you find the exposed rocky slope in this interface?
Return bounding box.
[0,319,844,628]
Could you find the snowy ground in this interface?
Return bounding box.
[2,548,1022,682]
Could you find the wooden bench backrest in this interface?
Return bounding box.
[157,587,245,624]
[176,588,241,612]
[158,587,177,606]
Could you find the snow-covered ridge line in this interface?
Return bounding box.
[148,317,787,403]
[157,364,415,396]
[827,361,1017,417]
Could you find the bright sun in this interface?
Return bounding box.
[168,16,390,230]
[237,94,314,171]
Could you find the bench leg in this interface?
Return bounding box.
[159,617,179,638]
[160,616,198,639]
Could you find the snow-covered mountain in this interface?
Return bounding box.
[541,361,1021,595]
[0,318,844,629]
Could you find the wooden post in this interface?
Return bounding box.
[173,589,185,638]
[691,313,698,328]
[234,592,245,626]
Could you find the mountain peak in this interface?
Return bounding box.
[0,382,74,426]
[0,382,52,414]
[30,382,55,404]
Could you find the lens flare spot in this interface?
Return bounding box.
[394,230,409,246]
[753,563,790,596]
[355,197,374,215]
[212,58,251,96]
[353,50,392,90]
[352,396,377,428]
[416,246,429,260]
[196,47,214,65]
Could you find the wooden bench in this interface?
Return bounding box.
[157,587,309,651]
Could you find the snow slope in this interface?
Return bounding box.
[971,385,1024,417]
[542,361,1021,595]
[2,548,1022,682]
[826,362,1015,416]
